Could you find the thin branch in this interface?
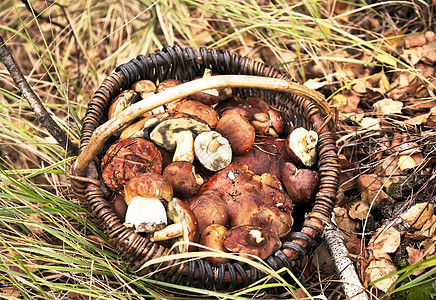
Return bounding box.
[0,35,78,157]
[323,214,369,300]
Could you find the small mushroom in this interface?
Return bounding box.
[162,161,203,198]
[152,198,199,252]
[101,138,162,193]
[149,113,210,163]
[187,190,230,232]
[123,173,173,233]
[215,112,255,156]
[108,90,138,119]
[200,224,230,266]
[189,69,232,105]
[132,79,160,114]
[281,161,319,205]
[286,127,318,167]
[223,225,281,260]
[194,131,232,172]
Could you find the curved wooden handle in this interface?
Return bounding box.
[72,75,329,176]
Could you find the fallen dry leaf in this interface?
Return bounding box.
[404,33,427,48]
[357,174,389,208]
[375,53,397,68]
[368,226,401,260]
[398,155,418,171]
[401,203,434,230]
[334,206,360,237]
[406,246,426,275]
[348,200,370,220]
[365,258,398,292]
[373,99,403,114]
[360,117,381,130]
[417,214,436,238]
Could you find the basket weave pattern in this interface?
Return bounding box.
[71,45,339,290]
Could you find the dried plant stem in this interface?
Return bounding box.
[73,74,328,175]
[323,215,369,300]
[0,35,78,157]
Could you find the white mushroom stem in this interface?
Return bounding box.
[323,214,369,300]
[151,222,183,242]
[124,196,168,233]
[172,131,195,163]
[207,136,228,153]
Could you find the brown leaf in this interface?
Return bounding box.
[331,93,360,113]
[404,33,427,48]
[334,206,360,236]
[401,203,434,230]
[368,226,401,260]
[349,200,370,220]
[406,246,426,275]
[373,99,403,114]
[365,258,398,292]
[357,174,389,207]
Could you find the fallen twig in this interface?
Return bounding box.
[0,35,78,157]
[323,214,369,300]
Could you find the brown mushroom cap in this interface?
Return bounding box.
[286,127,318,167]
[108,90,138,120]
[170,100,220,128]
[187,190,230,232]
[162,161,203,198]
[223,225,281,260]
[232,138,290,178]
[200,224,230,266]
[132,80,156,95]
[198,163,293,237]
[215,112,255,156]
[101,138,162,193]
[281,162,319,205]
[124,173,173,205]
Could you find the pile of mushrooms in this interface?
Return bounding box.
[99,72,321,264]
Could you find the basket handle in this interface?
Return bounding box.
[72,75,329,176]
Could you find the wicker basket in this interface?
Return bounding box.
[70,45,339,291]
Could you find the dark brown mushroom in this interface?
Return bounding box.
[162,161,203,198]
[215,112,255,155]
[109,193,128,223]
[232,138,290,178]
[281,161,319,205]
[223,225,281,260]
[101,138,162,193]
[169,100,220,128]
[187,190,230,232]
